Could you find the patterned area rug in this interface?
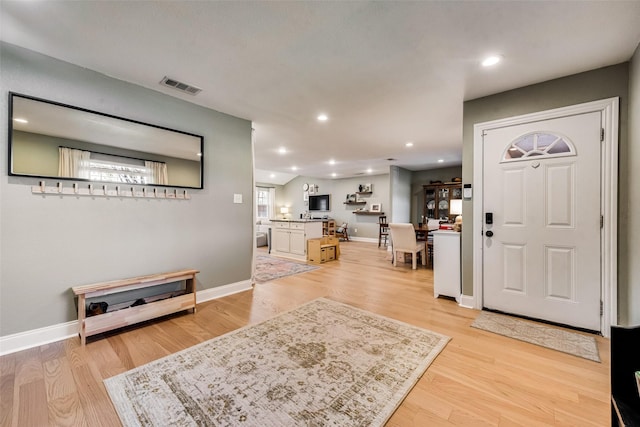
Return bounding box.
[254,255,319,283]
[104,298,450,427]
[471,310,600,362]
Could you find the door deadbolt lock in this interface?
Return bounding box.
[485,230,494,237]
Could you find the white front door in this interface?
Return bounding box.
[482,111,602,331]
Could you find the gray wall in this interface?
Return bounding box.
[627,44,640,325]
[0,43,254,336]
[411,165,463,224]
[389,166,412,223]
[278,174,390,240]
[462,62,634,323]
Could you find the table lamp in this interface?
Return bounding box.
[450,199,462,231]
[280,206,289,219]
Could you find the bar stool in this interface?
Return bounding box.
[378,216,389,247]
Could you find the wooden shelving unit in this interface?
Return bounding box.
[322,219,336,236]
[423,182,462,221]
[353,211,384,215]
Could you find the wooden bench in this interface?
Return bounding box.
[72,269,198,345]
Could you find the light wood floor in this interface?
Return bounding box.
[0,241,610,426]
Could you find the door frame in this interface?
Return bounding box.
[472,98,619,337]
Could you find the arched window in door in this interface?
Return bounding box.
[502,132,576,162]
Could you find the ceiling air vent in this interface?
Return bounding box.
[160,76,202,95]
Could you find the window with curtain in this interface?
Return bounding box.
[58,147,91,179]
[144,160,168,185]
[88,159,150,184]
[256,187,275,221]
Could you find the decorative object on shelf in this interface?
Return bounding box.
[452,177,462,182]
[358,184,364,192]
[363,183,372,192]
[370,203,382,213]
[347,193,357,202]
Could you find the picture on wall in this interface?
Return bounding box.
[370,203,382,212]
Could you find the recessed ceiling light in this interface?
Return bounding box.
[482,55,502,67]
[196,152,202,157]
[13,118,28,123]
[438,159,444,163]
[328,159,336,165]
[331,173,337,177]
[317,114,328,122]
[366,168,373,174]
[270,173,275,178]
[291,166,298,171]
[405,141,414,147]
[278,147,287,154]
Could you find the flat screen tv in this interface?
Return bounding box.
[309,194,330,211]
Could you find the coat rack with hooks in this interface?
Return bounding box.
[31,181,191,200]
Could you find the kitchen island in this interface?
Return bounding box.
[270,219,324,262]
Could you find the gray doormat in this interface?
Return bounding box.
[471,310,600,362]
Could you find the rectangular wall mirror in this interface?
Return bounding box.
[8,92,204,189]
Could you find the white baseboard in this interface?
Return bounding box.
[0,279,254,356]
[459,294,476,309]
[0,321,78,356]
[348,237,378,243]
[196,280,253,303]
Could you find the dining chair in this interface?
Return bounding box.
[335,222,349,241]
[378,215,389,247]
[389,223,426,270]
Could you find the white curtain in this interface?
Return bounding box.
[58,147,90,179]
[269,187,276,220]
[145,161,168,185]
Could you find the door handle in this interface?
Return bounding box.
[485,230,494,237]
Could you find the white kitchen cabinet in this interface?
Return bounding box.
[432,230,461,303]
[270,220,322,261]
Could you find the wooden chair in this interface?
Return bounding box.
[378,216,389,247]
[389,223,426,270]
[335,223,349,241]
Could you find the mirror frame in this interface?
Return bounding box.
[8,92,204,189]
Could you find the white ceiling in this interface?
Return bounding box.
[2,1,639,186]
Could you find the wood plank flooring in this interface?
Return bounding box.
[0,241,610,426]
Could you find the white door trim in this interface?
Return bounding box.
[472,97,618,337]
